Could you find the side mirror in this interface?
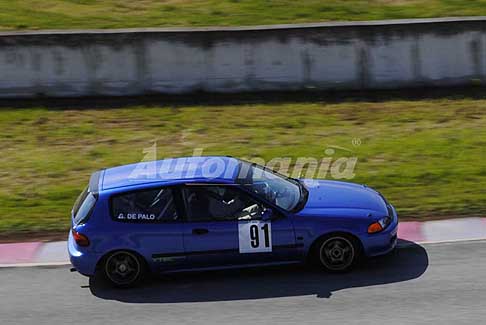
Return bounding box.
[261,208,274,221]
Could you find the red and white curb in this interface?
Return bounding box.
[398,217,486,243]
[1,217,485,267]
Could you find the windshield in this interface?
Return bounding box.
[237,162,303,211]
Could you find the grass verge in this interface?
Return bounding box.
[0,96,485,235]
[1,0,486,30]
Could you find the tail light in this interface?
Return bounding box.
[72,229,90,247]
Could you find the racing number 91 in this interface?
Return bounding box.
[239,220,272,253]
[249,223,270,248]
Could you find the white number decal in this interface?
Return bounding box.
[238,220,272,253]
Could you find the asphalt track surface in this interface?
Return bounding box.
[1,240,485,325]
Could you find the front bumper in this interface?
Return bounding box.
[362,205,399,257]
[68,230,101,276]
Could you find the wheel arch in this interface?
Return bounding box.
[95,248,150,272]
[306,231,364,263]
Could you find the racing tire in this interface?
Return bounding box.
[312,234,361,273]
[101,250,146,288]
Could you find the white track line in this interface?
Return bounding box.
[418,237,486,245]
[0,261,71,268]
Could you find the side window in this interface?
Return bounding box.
[183,185,263,222]
[111,187,178,223]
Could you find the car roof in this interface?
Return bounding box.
[100,156,241,191]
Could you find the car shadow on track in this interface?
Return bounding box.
[89,240,428,302]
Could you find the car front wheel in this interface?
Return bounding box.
[315,235,360,272]
[102,250,146,288]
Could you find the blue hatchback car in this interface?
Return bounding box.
[69,156,398,287]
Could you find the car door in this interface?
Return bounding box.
[181,184,298,269]
[110,186,187,271]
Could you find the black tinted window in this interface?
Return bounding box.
[73,190,97,226]
[73,186,89,217]
[183,186,263,222]
[112,188,178,223]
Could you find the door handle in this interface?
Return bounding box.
[192,228,209,235]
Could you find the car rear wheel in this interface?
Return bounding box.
[103,251,145,288]
[315,235,360,272]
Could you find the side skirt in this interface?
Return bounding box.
[158,260,302,274]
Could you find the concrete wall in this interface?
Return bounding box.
[1,17,486,98]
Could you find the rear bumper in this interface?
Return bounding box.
[68,230,100,276]
[362,205,399,257]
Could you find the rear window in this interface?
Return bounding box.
[111,187,178,223]
[72,187,88,217]
[73,188,97,226]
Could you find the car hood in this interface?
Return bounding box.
[296,179,388,218]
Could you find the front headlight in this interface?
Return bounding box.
[378,216,392,228]
[368,216,392,234]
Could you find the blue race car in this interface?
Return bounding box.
[69,156,398,287]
